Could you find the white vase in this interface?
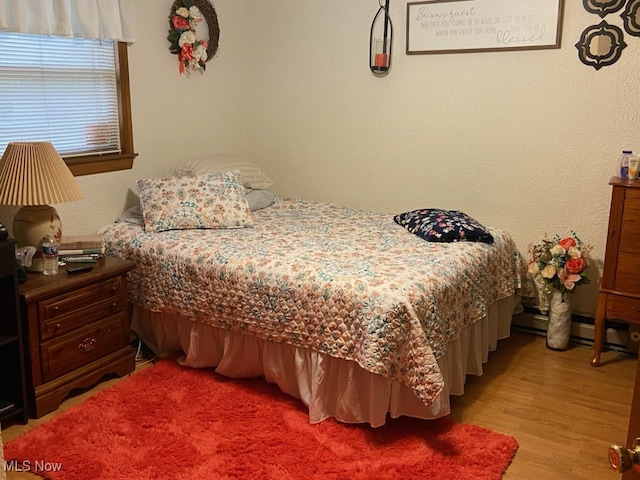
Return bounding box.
[546,289,572,350]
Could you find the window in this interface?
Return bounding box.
[0,33,136,176]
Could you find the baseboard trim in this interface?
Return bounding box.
[512,308,637,354]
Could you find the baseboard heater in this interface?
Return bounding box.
[512,306,639,354]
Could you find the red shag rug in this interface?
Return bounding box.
[5,360,518,480]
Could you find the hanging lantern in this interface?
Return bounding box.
[369,0,392,74]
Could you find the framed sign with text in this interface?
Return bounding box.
[406,0,565,54]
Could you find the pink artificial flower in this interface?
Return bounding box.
[558,237,577,251]
[172,16,191,31]
[558,267,581,290]
[563,275,582,290]
[566,256,585,274]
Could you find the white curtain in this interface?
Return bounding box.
[0,0,136,43]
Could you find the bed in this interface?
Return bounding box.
[102,165,527,427]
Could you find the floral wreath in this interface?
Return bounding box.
[168,0,220,75]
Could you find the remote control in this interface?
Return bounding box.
[66,265,94,274]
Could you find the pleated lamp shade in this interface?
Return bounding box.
[0,142,84,272]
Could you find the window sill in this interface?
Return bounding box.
[65,152,138,177]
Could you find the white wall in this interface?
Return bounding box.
[2,1,638,316]
[244,0,640,316]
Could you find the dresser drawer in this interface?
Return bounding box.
[619,189,640,253]
[613,252,640,294]
[605,295,640,324]
[40,314,129,382]
[38,277,123,322]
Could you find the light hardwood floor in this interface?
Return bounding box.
[1,329,637,480]
[450,330,636,480]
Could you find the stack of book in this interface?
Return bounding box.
[59,234,105,263]
[0,398,15,415]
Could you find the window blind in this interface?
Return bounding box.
[0,32,120,158]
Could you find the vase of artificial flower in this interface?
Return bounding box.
[546,288,572,350]
[528,233,591,351]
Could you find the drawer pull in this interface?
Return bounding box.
[55,323,61,329]
[78,337,97,353]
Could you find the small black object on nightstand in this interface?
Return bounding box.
[67,265,94,274]
[0,223,8,241]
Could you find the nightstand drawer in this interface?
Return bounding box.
[614,252,640,294]
[40,314,129,382]
[40,296,126,341]
[605,295,640,324]
[38,276,123,322]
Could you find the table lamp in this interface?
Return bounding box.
[0,142,84,272]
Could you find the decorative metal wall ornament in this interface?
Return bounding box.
[575,21,626,70]
[582,0,626,18]
[621,0,640,37]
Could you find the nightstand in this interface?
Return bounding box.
[18,256,136,417]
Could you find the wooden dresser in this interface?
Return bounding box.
[18,256,136,417]
[592,177,640,366]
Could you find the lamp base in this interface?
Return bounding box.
[13,205,62,273]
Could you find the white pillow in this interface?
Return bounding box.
[245,189,277,211]
[170,154,275,190]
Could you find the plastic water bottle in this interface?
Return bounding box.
[42,234,59,275]
[618,150,633,178]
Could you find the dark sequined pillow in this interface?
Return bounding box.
[394,209,494,244]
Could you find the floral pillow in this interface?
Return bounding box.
[137,171,253,233]
[393,209,494,244]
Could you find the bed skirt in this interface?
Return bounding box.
[131,294,518,427]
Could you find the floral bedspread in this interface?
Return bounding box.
[103,198,526,407]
